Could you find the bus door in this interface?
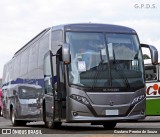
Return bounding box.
[56,48,66,120]
[43,51,55,124]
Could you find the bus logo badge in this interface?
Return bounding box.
[109,101,114,106]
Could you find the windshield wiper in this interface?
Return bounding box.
[112,48,130,88]
[90,60,104,90]
[113,60,130,88]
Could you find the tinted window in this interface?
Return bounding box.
[38,34,49,67]
[44,53,53,95]
[51,30,63,75]
[20,50,29,75]
[9,60,14,80]
[2,64,9,84]
[28,44,38,71]
[145,65,157,81]
[14,56,21,78]
[51,31,63,54]
[67,32,144,88]
[19,87,42,99]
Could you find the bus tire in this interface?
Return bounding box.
[43,101,46,122]
[103,121,117,129]
[10,109,19,126]
[45,121,62,129]
[0,107,2,117]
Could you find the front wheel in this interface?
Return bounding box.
[10,109,27,126]
[0,107,2,117]
[103,122,117,129]
[10,109,19,126]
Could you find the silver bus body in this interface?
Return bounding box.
[2,23,158,128]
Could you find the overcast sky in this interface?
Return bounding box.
[0,0,160,77]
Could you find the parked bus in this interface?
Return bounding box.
[144,58,160,115]
[0,78,3,116]
[2,23,158,129]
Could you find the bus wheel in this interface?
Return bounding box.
[103,122,117,129]
[0,108,2,117]
[45,121,62,129]
[10,109,19,126]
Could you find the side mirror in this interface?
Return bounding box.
[62,43,70,64]
[141,44,158,65]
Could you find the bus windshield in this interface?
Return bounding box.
[18,88,42,99]
[66,32,144,89]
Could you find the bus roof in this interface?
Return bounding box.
[52,23,137,34]
[14,23,137,57]
[14,28,50,57]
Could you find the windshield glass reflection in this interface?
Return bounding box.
[66,32,144,89]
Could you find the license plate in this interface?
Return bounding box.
[105,110,119,115]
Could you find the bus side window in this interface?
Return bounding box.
[145,65,157,81]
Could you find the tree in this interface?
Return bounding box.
[143,54,150,59]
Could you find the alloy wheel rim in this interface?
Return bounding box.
[12,112,15,123]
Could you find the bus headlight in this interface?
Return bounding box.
[70,94,90,105]
[131,95,145,105]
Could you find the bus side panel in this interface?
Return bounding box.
[146,98,160,115]
[146,82,160,115]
